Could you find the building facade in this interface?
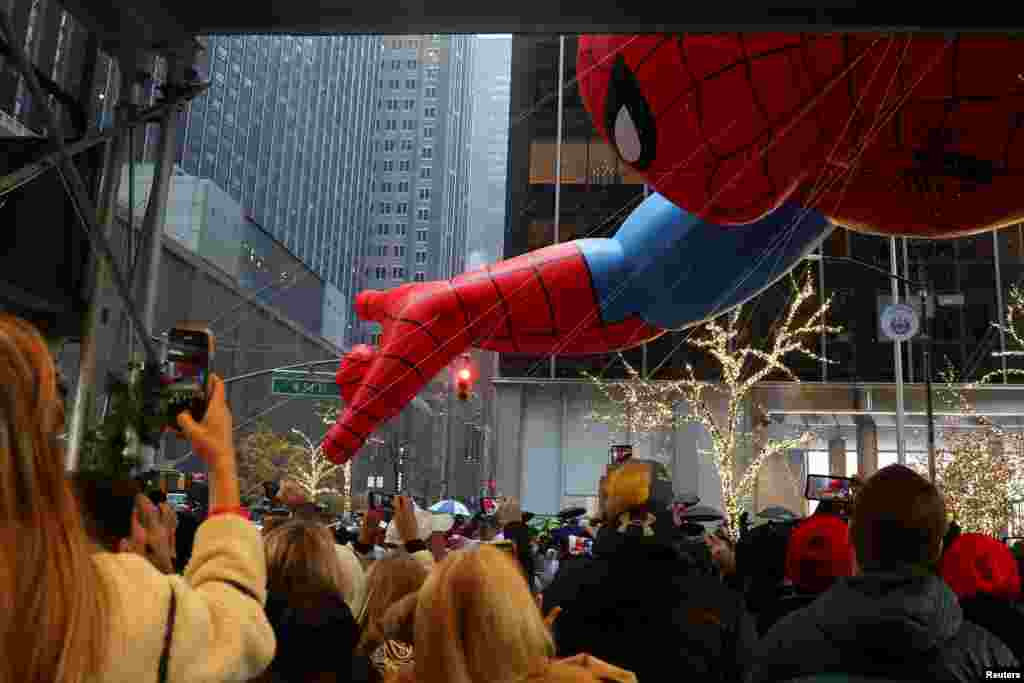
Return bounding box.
[357,34,475,345]
[175,34,381,349]
[467,35,511,269]
[348,35,479,504]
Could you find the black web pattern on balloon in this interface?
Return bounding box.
[579,34,899,221]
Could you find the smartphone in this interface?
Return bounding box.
[368,492,397,511]
[567,535,593,556]
[161,326,213,430]
[805,474,856,502]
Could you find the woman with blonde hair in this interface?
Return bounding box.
[0,314,275,683]
[392,544,636,683]
[257,518,364,682]
[356,554,429,681]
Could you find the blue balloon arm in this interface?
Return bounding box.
[577,193,833,330]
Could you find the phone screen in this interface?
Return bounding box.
[162,328,211,430]
[567,535,593,556]
[805,474,855,502]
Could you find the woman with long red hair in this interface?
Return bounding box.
[0,314,275,682]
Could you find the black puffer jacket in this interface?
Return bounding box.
[542,528,756,683]
[751,567,1018,683]
[959,593,1024,664]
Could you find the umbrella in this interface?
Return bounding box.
[757,506,799,521]
[679,505,725,523]
[430,499,471,516]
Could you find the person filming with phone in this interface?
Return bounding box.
[0,314,276,683]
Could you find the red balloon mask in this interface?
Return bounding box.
[578,33,1024,238]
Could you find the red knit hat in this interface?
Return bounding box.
[785,514,854,594]
[939,533,1021,601]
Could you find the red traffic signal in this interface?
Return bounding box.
[455,364,473,401]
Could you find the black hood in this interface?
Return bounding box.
[810,568,962,655]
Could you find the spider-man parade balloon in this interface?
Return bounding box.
[324,33,1024,464]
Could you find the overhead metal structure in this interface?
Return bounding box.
[49,1,1024,60]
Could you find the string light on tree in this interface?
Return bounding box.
[586,269,840,540]
[909,364,1024,536]
[288,428,347,503]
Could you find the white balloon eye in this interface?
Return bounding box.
[614,105,643,164]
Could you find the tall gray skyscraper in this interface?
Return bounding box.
[467,35,511,269]
[176,35,382,347]
[358,34,476,345]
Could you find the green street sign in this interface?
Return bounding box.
[271,372,337,398]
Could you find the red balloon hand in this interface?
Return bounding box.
[335,344,376,405]
[322,282,471,464]
[320,243,663,465]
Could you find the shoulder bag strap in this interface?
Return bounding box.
[158,588,178,683]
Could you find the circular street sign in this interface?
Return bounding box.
[880,303,920,342]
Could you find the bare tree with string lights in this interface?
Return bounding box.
[586,269,839,539]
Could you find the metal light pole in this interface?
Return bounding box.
[807,252,937,480]
[550,35,566,380]
[890,237,906,465]
[920,283,937,483]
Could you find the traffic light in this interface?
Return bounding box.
[455,366,473,401]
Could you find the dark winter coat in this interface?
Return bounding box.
[542,528,757,683]
[751,567,1018,683]
[959,593,1024,664]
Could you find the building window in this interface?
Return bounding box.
[395,223,408,236]
[418,188,431,201]
[414,272,426,282]
[407,59,417,69]
[375,266,387,279]
[424,106,437,118]
[426,66,439,81]
[378,224,390,235]
[391,59,401,69]
[421,147,433,160]
[399,159,412,172]
[417,229,428,242]
[383,160,394,172]
[416,251,427,264]
[389,79,400,89]
[381,181,393,193]
[368,475,384,488]
[397,202,409,215]
[394,245,406,257]
[403,99,415,111]
[420,167,432,179]
[380,202,392,214]
[387,99,398,111]
[385,119,397,130]
[401,139,414,152]
[384,140,396,152]
[423,126,434,138]
[398,181,410,193]
[417,207,431,220]
[392,266,405,279]
[375,119,381,131]
[406,79,417,89]
[378,245,388,256]
[402,119,415,130]
[425,87,437,98]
